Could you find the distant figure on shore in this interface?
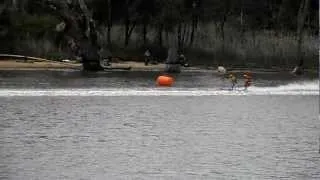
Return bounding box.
[178,52,189,67]
[291,65,303,76]
[291,59,304,76]
[217,66,227,74]
[100,56,111,67]
[99,48,112,67]
[144,49,151,66]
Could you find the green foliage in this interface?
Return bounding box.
[0,0,318,68]
[10,14,59,38]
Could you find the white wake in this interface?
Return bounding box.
[0,81,318,96]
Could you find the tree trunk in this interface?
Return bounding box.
[107,0,112,47]
[78,0,104,71]
[189,24,195,47]
[252,30,256,46]
[124,11,136,47]
[126,21,136,47]
[165,29,169,46]
[165,47,181,73]
[182,23,187,46]
[124,7,130,47]
[177,23,182,51]
[78,0,91,36]
[240,0,245,43]
[143,19,147,45]
[185,24,191,45]
[240,7,244,31]
[276,0,290,35]
[47,0,104,71]
[221,22,225,52]
[296,0,310,66]
[189,16,196,47]
[220,13,227,52]
[158,24,163,46]
[165,22,182,73]
[220,18,226,41]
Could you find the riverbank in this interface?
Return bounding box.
[0,59,201,72]
[0,59,317,74]
[0,59,81,70]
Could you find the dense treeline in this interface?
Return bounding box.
[0,0,318,68]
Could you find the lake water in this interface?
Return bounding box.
[0,70,319,179]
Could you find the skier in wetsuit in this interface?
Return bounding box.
[228,73,237,90]
[243,72,252,90]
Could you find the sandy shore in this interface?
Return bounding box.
[0,60,81,70]
[0,59,205,72]
[0,59,313,74]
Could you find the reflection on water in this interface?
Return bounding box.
[0,70,319,179]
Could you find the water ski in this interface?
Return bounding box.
[220,87,247,92]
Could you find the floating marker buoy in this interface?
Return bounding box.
[156,75,174,87]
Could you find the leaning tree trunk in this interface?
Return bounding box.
[143,19,147,45]
[177,23,182,51]
[124,15,136,47]
[293,0,310,75]
[220,14,227,53]
[164,23,184,73]
[124,7,130,47]
[124,1,136,47]
[297,0,310,63]
[78,0,103,71]
[107,0,112,47]
[165,47,180,73]
[189,17,196,47]
[46,0,104,71]
[181,23,187,45]
[165,24,182,73]
[276,0,290,35]
[158,24,163,46]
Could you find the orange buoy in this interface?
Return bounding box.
[156,75,174,87]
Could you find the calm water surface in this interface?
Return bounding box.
[0,70,319,179]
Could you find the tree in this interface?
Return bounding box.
[123,0,141,47]
[43,0,104,71]
[296,0,310,68]
[189,0,200,47]
[89,0,113,47]
[107,0,112,46]
[136,0,156,46]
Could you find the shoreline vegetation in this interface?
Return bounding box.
[2,25,318,72]
[4,24,318,70]
[0,1,318,72]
